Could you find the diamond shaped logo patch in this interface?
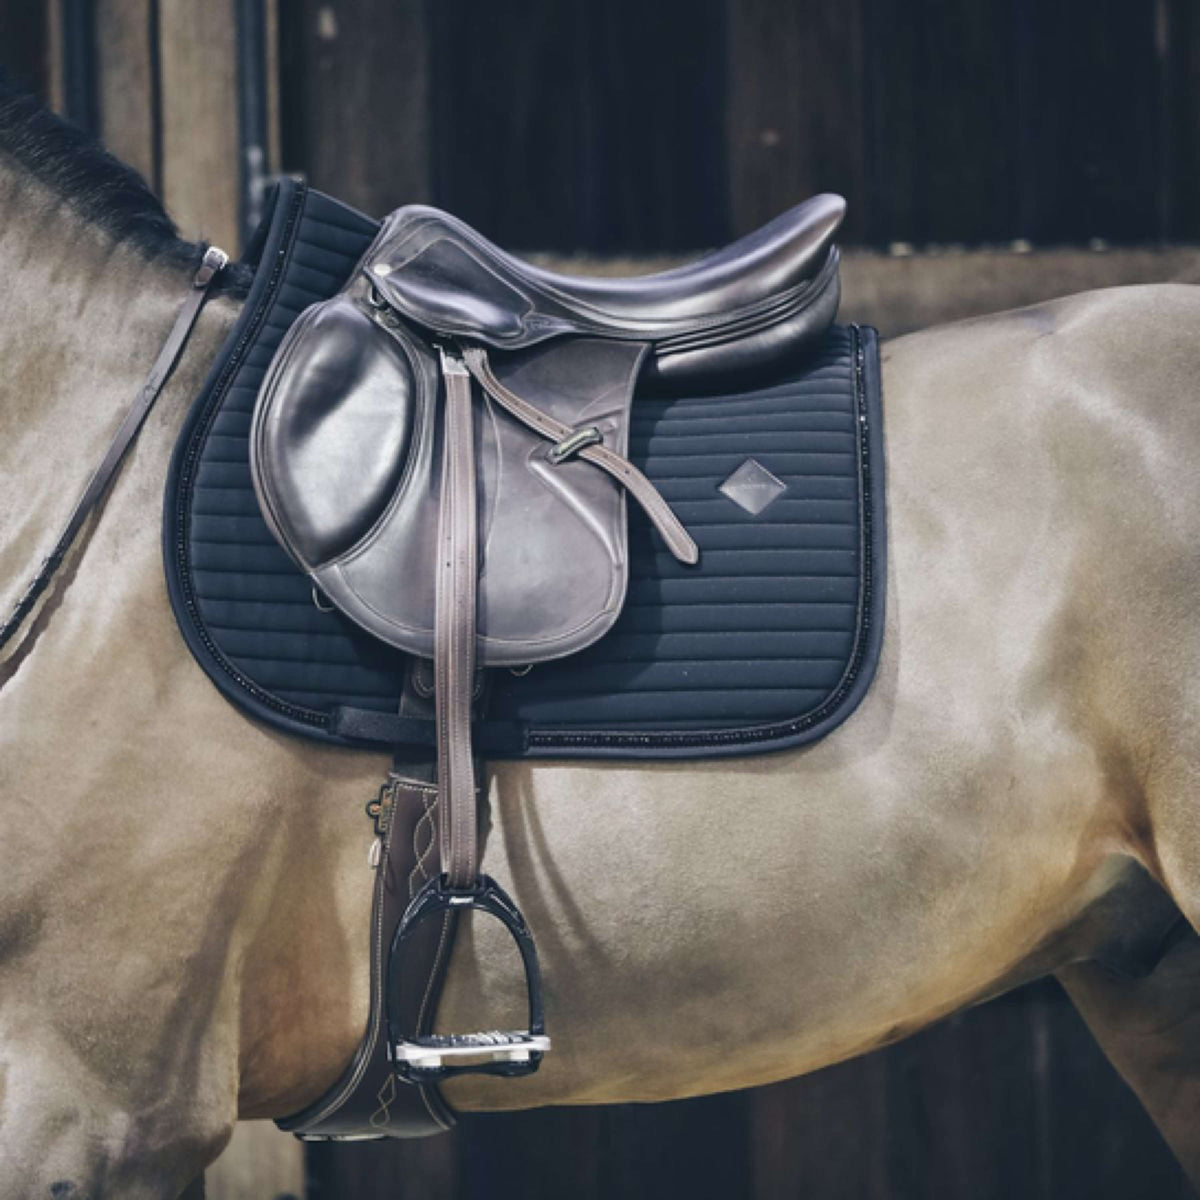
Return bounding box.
[718,458,787,516]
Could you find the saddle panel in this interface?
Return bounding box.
[364,194,844,385]
[252,282,641,665]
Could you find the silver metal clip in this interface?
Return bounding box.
[438,345,471,377]
[194,245,229,288]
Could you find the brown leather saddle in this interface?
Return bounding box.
[249,193,845,1131]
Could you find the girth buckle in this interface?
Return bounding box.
[387,874,550,1083]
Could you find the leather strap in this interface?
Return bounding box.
[0,246,229,652]
[462,345,699,566]
[436,350,481,889]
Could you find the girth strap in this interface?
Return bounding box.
[0,245,229,653]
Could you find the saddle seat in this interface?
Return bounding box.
[365,192,845,387]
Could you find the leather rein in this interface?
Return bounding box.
[0,245,229,654]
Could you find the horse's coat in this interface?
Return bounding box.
[3,136,1200,1196]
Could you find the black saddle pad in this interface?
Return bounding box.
[164,181,886,760]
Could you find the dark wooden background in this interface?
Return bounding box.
[5,2,1200,1197]
[278,0,1200,252]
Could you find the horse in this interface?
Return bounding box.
[4,88,1200,1199]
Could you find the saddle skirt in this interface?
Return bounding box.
[250,194,845,667]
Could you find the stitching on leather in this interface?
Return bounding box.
[410,789,439,899]
[418,1080,452,1130]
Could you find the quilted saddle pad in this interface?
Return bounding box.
[164,181,886,760]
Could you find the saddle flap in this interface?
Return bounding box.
[250,296,419,567]
[252,290,639,667]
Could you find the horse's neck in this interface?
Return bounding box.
[0,171,238,620]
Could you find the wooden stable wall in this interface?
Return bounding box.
[0,0,278,254]
[6,0,1199,253]
[277,0,1200,251]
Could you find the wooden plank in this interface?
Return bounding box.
[95,0,157,190]
[426,0,588,248]
[593,1092,750,1197]
[838,244,1200,337]
[1165,0,1200,240]
[749,1051,891,1199]
[278,0,432,220]
[51,0,99,131]
[158,0,239,249]
[862,0,1021,246]
[308,1092,749,1199]
[580,0,728,250]
[882,997,1047,1198]
[457,1108,604,1200]
[0,1,50,101]
[727,0,867,241]
[264,0,281,178]
[1012,0,1162,243]
[427,0,726,252]
[206,1121,304,1200]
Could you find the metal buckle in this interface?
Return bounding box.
[437,345,471,377]
[548,425,602,464]
[194,245,229,288]
[365,283,402,328]
[386,874,550,1083]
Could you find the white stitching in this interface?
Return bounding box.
[410,789,439,899]
[418,1081,452,1130]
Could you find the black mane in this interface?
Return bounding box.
[0,73,248,286]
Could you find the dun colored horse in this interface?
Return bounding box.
[4,93,1200,1197]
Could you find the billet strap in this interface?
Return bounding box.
[462,344,699,566]
[436,349,481,889]
[0,246,229,653]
